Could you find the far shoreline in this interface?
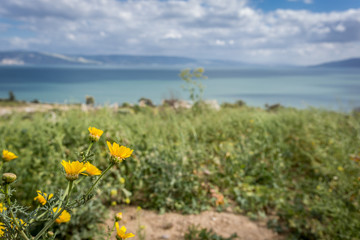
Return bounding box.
[0,97,358,116]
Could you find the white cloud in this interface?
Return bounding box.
[9,37,50,48]
[0,0,359,65]
[215,40,226,46]
[287,0,314,4]
[163,30,182,40]
[334,24,346,32]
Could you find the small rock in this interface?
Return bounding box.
[226,207,233,213]
[162,99,192,109]
[162,222,173,230]
[204,100,220,110]
[160,234,170,239]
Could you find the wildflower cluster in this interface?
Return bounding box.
[2,150,17,162]
[0,126,135,239]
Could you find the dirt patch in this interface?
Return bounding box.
[106,207,282,240]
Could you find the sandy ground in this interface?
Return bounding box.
[106,207,282,240]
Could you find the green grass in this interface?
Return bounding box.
[1,105,359,239]
[0,100,28,107]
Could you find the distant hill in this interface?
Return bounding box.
[0,51,100,65]
[0,50,244,67]
[75,54,197,65]
[312,58,360,68]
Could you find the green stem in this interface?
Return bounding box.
[28,205,42,224]
[84,163,114,198]
[34,181,73,240]
[31,185,68,224]
[68,163,114,208]
[107,221,116,240]
[4,184,30,240]
[55,182,69,213]
[83,142,94,161]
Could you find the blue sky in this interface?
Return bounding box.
[0,0,359,65]
[253,0,360,12]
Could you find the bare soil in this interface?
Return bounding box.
[106,207,282,240]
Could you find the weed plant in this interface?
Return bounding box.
[0,105,359,239]
[0,124,135,239]
[184,225,238,240]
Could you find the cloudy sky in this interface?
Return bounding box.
[0,0,359,65]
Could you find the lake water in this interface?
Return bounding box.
[0,66,359,110]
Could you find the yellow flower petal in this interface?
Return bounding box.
[0,222,5,237]
[120,226,127,233]
[116,222,120,232]
[34,190,53,205]
[0,203,7,213]
[2,150,18,162]
[107,141,133,164]
[88,127,103,142]
[85,162,102,176]
[125,233,135,238]
[116,223,135,239]
[61,160,87,181]
[53,208,71,224]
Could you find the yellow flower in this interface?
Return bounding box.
[0,222,4,237]
[34,190,53,205]
[61,160,87,181]
[111,189,118,197]
[2,150,17,162]
[120,177,125,184]
[88,127,103,142]
[53,208,71,224]
[337,166,344,172]
[107,142,133,164]
[84,162,102,176]
[0,203,6,212]
[124,198,130,204]
[116,223,135,240]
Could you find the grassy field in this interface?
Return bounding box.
[1,105,359,239]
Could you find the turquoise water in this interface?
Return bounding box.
[0,66,359,110]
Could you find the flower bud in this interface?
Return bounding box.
[120,177,125,184]
[115,212,122,221]
[47,231,54,237]
[2,173,16,184]
[110,156,123,165]
[110,189,118,197]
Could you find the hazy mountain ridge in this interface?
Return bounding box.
[0,50,243,67]
[312,58,360,68]
[1,50,359,68]
[0,51,91,65]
